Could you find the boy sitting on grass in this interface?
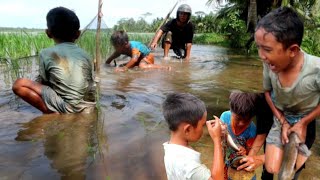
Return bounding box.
[162,92,224,180]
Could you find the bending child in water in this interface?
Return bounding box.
[105,31,171,72]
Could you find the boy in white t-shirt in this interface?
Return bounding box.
[162,93,224,180]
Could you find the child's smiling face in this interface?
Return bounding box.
[255,28,293,73]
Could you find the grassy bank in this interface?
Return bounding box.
[193,33,229,47]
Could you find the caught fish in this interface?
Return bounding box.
[211,116,240,151]
[278,132,300,180]
[227,133,240,151]
[218,119,240,151]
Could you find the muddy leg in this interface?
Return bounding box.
[265,144,283,174]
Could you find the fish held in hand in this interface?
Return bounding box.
[278,132,300,180]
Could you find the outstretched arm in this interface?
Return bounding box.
[105,51,120,64]
[150,30,164,49]
[115,56,139,72]
[207,116,224,180]
[185,43,192,60]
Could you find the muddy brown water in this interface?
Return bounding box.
[0,45,319,180]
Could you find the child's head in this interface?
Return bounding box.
[46,7,80,42]
[255,7,304,49]
[162,93,207,141]
[255,7,303,73]
[110,31,129,52]
[229,91,257,129]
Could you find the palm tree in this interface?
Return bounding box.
[206,0,318,51]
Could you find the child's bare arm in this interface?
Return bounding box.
[115,56,139,72]
[264,91,285,122]
[105,52,120,64]
[248,134,266,156]
[124,56,139,69]
[206,117,224,180]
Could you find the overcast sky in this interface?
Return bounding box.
[0,0,215,29]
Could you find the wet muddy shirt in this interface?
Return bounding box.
[38,42,95,112]
[161,19,194,47]
[263,52,320,124]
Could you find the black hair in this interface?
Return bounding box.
[229,90,258,119]
[255,6,304,49]
[110,30,129,47]
[46,7,80,42]
[162,93,206,131]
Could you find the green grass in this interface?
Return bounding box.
[193,33,230,47]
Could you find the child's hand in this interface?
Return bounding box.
[115,67,128,72]
[288,120,307,143]
[236,146,247,156]
[281,122,291,144]
[220,122,227,137]
[150,42,157,50]
[210,115,227,137]
[206,116,222,141]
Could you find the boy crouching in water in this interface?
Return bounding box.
[162,92,224,180]
[105,31,170,72]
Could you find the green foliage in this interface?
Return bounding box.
[302,28,320,57]
[77,29,113,60]
[214,10,249,48]
[0,31,52,61]
[193,33,229,47]
[191,12,217,33]
[113,18,156,32]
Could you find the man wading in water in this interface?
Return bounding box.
[150,4,195,61]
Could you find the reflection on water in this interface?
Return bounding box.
[0,45,319,179]
[13,113,98,180]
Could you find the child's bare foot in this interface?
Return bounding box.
[163,56,170,61]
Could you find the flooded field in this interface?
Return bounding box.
[0,45,319,180]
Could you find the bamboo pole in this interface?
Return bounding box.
[148,0,179,47]
[95,0,103,73]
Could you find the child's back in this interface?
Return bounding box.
[39,42,95,110]
[12,7,95,114]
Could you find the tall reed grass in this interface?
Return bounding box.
[0,30,154,61]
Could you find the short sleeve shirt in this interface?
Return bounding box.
[39,43,94,106]
[263,52,320,117]
[129,41,151,58]
[161,19,194,45]
[163,142,211,180]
